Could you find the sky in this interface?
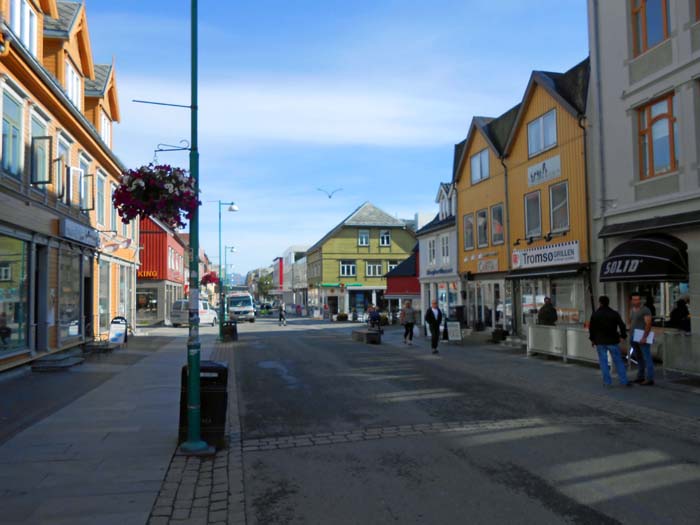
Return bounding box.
[85,0,589,275]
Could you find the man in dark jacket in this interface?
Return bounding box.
[589,296,630,387]
[424,299,443,355]
[537,297,558,326]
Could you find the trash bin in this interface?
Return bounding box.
[178,361,228,449]
[222,320,238,342]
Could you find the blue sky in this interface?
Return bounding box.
[86,0,588,274]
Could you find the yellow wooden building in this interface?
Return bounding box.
[0,0,136,370]
[503,59,591,335]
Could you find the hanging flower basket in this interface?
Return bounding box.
[201,272,219,286]
[112,164,200,230]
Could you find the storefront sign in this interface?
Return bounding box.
[527,155,561,187]
[427,268,454,276]
[60,219,99,247]
[138,270,159,279]
[477,259,499,273]
[512,241,580,269]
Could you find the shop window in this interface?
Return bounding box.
[10,0,37,56]
[358,230,369,246]
[379,230,391,247]
[59,249,82,339]
[470,149,489,184]
[491,204,504,245]
[632,0,670,56]
[136,287,158,324]
[0,236,29,352]
[96,174,106,225]
[340,260,356,277]
[366,262,383,277]
[527,110,557,157]
[550,181,570,232]
[638,93,678,179]
[551,278,584,324]
[99,260,110,331]
[463,213,474,250]
[477,209,488,248]
[428,239,436,264]
[525,191,542,238]
[2,92,22,178]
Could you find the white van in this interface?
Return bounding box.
[171,299,218,327]
[228,293,255,322]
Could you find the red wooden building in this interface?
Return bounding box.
[136,217,187,325]
[385,245,421,315]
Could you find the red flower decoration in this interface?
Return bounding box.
[201,272,219,286]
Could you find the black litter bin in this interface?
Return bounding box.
[178,361,228,449]
[222,320,238,342]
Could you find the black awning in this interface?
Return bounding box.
[599,234,688,282]
[598,210,700,238]
[506,264,588,280]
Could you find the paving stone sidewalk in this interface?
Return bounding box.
[148,340,244,525]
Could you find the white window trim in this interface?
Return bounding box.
[65,59,82,110]
[490,204,505,245]
[10,0,38,56]
[96,172,106,226]
[366,261,383,277]
[441,235,449,263]
[470,148,489,184]
[358,229,369,247]
[463,213,475,251]
[476,209,489,248]
[110,182,118,229]
[525,191,542,238]
[428,239,436,264]
[100,109,111,147]
[379,230,391,247]
[527,109,557,158]
[56,138,71,204]
[0,263,11,281]
[340,260,356,277]
[549,181,570,233]
[1,87,26,178]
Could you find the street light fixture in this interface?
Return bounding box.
[224,245,236,289]
[217,201,238,339]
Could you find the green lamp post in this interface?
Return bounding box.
[217,203,238,339]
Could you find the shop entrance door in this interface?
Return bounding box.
[34,246,49,351]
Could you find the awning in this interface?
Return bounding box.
[599,210,700,238]
[599,234,688,282]
[506,264,588,280]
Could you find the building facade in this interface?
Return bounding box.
[280,245,308,310]
[587,0,699,371]
[0,1,136,370]
[306,202,416,317]
[135,216,185,326]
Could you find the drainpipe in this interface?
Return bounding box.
[501,156,515,334]
[579,114,596,315]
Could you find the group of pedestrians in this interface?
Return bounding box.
[399,299,443,355]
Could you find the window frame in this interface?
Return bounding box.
[65,59,82,110]
[2,89,24,179]
[30,112,52,188]
[524,190,542,239]
[0,262,11,281]
[490,203,505,245]
[631,0,671,57]
[527,109,557,158]
[110,182,118,229]
[387,260,398,272]
[428,239,436,264]
[100,109,111,147]
[440,235,449,264]
[340,260,356,277]
[476,208,489,248]
[358,229,369,247]
[549,181,570,233]
[463,213,475,251]
[56,138,71,203]
[96,172,106,226]
[379,230,391,247]
[10,0,38,56]
[365,261,383,277]
[470,148,489,184]
[637,92,678,180]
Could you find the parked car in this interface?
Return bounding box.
[228,293,256,322]
[170,299,218,327]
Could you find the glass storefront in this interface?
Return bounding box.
[59,249,82,340]
[466,280,509,331]
[137,286,159,324]
[99,261,110,331]
[518,276,586,334]
[118,265,128,317]
[0,235,29,352]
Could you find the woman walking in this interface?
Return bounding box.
[400,300,417,345]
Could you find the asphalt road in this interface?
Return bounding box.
[234,317,700,525]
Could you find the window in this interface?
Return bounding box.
[79,158,90,212]
[632,0,670,56]
[491,204,504,245]
[463,213,474,250]
[122,216,128,237]
[65,60,82,109]
[56,140,70,203]
[340,260,356,277]
[476,209,488,248]
[428,239,436,264]
[0,262,10,281]
[2,92,22,178]
[440,235,449,263]
[100,110,111,146]
[638,93,677,179]
[59,249,82,339]
[96,174,106,225]
[470,149,489,184]
[550,182,569,232]
[366,261,383,277]
[111,183,118,229]
[30,115,50,187]
[379,230,391,246]
[10,0,38,56]
[524,191,542,238]
[387,260,398,272]
[528,110,557,157]
[358,229,369,246]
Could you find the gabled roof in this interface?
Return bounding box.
[386,250,418,278]
[415,213,456,237]
[85,64,111,95]
[484,104,520,154]
[44,1,95,80]
[453,112,513,183]
[435,182,453,203]
[452,139,466,181]
[44,1,80,33]
[306,202,407,254]
[39,0,60,18]
[503,57,590,155]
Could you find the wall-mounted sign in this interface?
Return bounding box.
[60,218,99,247]
[477,259,499,273]
[527,155,561,187]
[512,240,580,269]
[426,268,454,276]
[138,270,158,279]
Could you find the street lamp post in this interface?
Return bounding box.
[224,245,236,291]
[217,202,238,340]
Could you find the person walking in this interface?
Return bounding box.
[537,297,558,326]
[278,302,287,326]
[629,292,654,385]
[589,296,630,387]
[424,299,443,355]
[400,300,417,345]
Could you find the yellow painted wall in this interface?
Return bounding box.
[505,84,588,262]
[456,127,509,276]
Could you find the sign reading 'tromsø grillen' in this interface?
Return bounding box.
[527,155,561,187]
[512,240,580,269]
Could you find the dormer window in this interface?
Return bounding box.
[10,0,38,56]
[65,60,82,110]
[100,110,111,146]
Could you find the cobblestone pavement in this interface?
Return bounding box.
[148,341,245,525]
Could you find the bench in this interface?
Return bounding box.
[352,329,381,345]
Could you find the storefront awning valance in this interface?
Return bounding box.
[599,234,688,283]
[598,210,700,238]
[506,264,588,280]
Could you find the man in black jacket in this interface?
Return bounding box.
[589,296,630,387]
[424,299,443,355]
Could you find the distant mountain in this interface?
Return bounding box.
[226,272,246,285]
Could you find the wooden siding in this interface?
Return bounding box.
[456,128,509,275]
[505,84,589,262]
